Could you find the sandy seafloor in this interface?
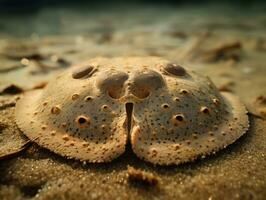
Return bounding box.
[0,3,266,200]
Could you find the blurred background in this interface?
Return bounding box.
[0,0,265,37]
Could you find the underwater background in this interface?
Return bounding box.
[0,0,265,199]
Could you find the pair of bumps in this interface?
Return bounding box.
[15,57,249,165]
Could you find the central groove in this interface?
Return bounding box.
[125,102,134,134]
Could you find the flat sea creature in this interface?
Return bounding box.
[15,57,249,165]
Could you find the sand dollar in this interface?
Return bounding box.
[15,57,249,165]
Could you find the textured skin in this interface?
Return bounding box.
[15,57,249,165]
